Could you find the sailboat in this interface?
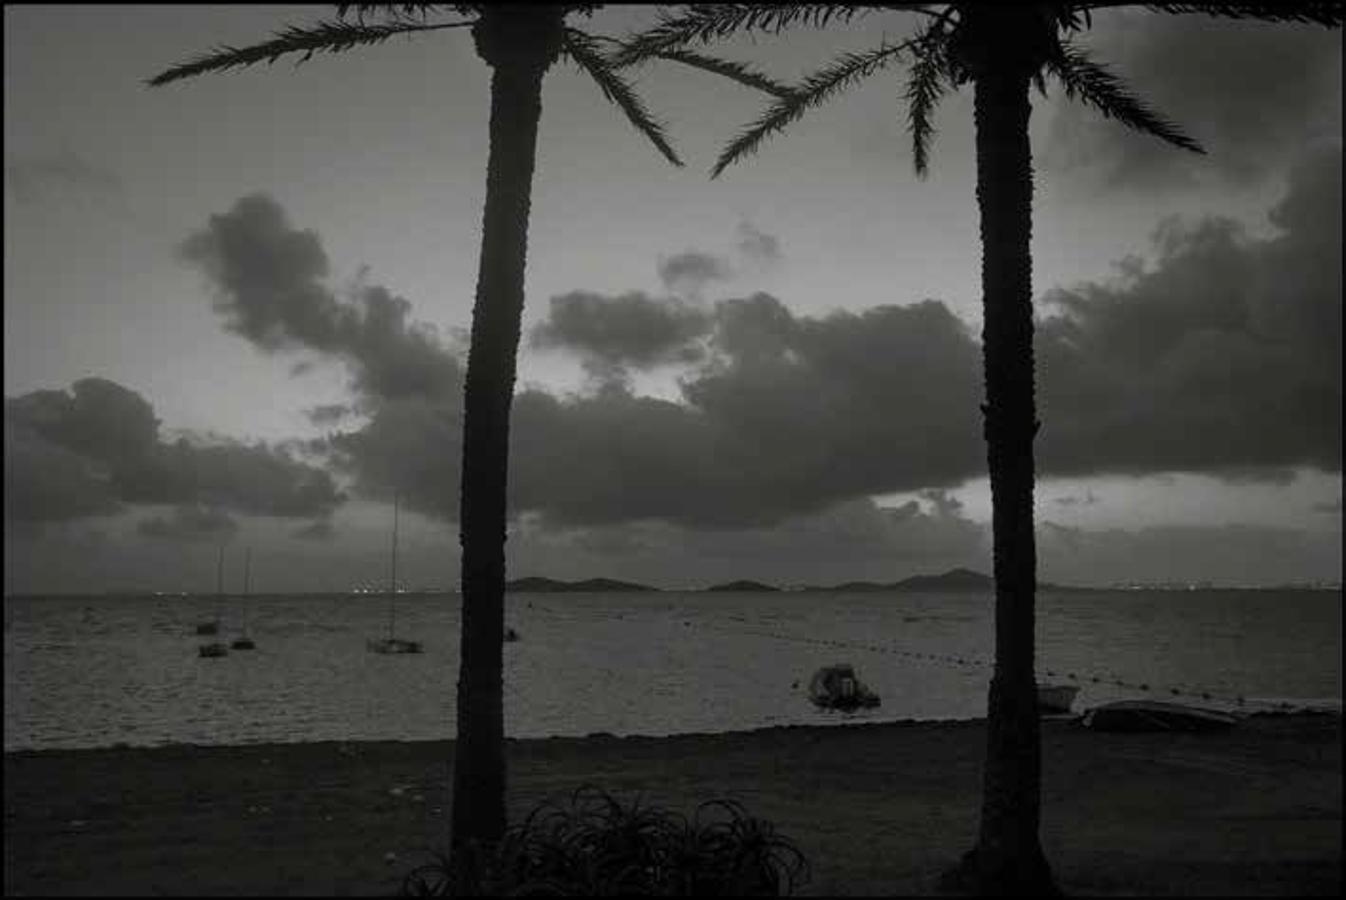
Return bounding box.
[195,545,224,636]
[198,545,229,657]
[230,547,256,650]
[367,492,422,654]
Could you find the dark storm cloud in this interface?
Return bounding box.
[192,165,1338,535]
[4,150,123,205]
[326,395,460,515]
[1036,146,1341,478]
[528,291,711,376]
[512,295,985,528]
[1043,12,1341,188]
[179,194,462,405]
[324,289,985,528]
[4,417,122,524]
[656,250,733,295]
[137,505,239,542]
[736,221,781,264]
[3,378,344,525]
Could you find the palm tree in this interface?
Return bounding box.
[146,2,781,857]
[614,3,1342,894]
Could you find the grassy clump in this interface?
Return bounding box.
[402,785,809,896]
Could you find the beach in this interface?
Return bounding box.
[3,714,1340,896]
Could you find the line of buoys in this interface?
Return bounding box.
[523,601,1261,711]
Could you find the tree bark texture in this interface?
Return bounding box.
[452,8,561,854]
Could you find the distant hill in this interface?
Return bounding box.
[704,579,780,592]
[831,581,889,592]
[891,567,993,591]
[505,576,659,593]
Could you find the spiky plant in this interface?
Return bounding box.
[147,1,781,858]
[613,2,1343,894]
[401,784,810,896]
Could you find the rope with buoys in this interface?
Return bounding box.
[518,599,1296,712]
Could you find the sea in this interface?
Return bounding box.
[3,589,1341,752]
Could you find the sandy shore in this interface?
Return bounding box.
[4,714,1340,896]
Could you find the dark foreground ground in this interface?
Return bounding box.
[4,714,1340,896]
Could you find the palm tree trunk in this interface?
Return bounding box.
[966,62,1057,896]
[452,49,548,855]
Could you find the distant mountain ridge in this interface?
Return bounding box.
[502,569,1084,594]
[704,579,780,592]
[505,576,660,593]
[891,567,993,591]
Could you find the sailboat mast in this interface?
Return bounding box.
[242,546,252,638]
[388,491,399,640]
[216,544,225,621]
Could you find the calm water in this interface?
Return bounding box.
[3,589,1340,751]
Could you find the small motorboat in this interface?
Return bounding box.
[504,627,521,643]
[1081,700,1237,733]
[230,636,256,650]
[195,621,220,636]
[1037,683,1079,714]
[198,642,229,658]
[808,663,881,711]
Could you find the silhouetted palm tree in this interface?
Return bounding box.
[146,2,781,857]
[615,3,1342,894]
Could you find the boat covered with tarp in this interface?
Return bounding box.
[808,663,880,711]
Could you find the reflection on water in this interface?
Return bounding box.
[3,589,1340,751]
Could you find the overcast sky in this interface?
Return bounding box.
[4,4,1341,593]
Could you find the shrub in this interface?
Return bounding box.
[402,785,809,896]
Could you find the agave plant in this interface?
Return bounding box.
[401,784,810,896]
[612,3,1344,893]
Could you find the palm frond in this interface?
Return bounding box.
[1044,43,1205,155]
[335,4,484,23]
[903,25,951,177]
[1139,3,1344,27]
[643,48,795,97]
[712,38,917,178]
[562,29,684,167]
[610,4,874,68]
[339,4,432,22]
[146,18,471,87]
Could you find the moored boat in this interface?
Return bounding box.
[230,547,257,651]
[368,492,423,655]
[808,663,881,711]
[196,545,226,636]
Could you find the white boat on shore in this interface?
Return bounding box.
[1081,700,1238,732]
